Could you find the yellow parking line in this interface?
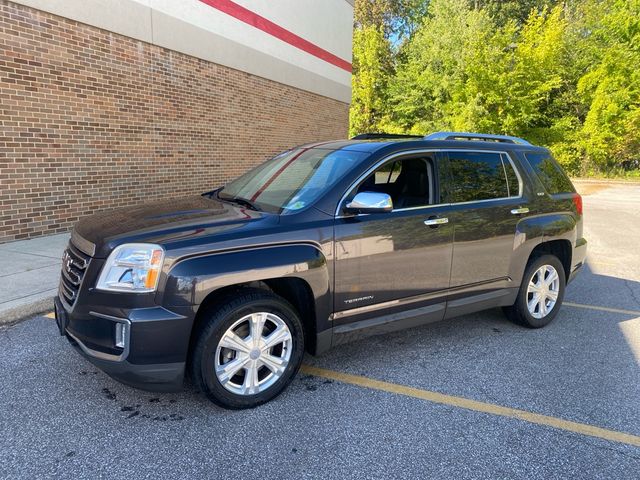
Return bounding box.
[564,302,640,316]
[300,365,640,447]
[41,301,637,445]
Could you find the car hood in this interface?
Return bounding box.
[74,194,275,258]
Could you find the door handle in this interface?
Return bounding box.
[510,207,529,215]
[424,217,448,227]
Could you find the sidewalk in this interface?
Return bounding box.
[0,233,69,325]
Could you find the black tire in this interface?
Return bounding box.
[190,288,305,409]
[504,254,566,328]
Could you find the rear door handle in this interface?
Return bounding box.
[424,217,448,226]
[510,207,529,215]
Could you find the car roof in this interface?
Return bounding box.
[303,138,549,155]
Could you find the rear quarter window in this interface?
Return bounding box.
[525,152,575,194]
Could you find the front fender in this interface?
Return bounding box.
[163,243,331,328]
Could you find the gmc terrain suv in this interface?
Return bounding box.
[55,131,586,409]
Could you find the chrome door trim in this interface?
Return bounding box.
[330,276,512,321]
[330,288,446,320]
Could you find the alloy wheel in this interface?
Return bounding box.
[214,312,293,395]
[526,264,560,319]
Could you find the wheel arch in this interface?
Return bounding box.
[164,244,332,357]
[511,213,576,285]
[528,239,572,281]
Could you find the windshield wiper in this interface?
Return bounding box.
[217,191,261,211]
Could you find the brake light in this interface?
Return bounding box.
[572,193,583,216]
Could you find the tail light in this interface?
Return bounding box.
[572,193,583,216]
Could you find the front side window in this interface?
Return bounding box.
[355,156,436,209]
[448,151,518,203]
[218,148,368,214]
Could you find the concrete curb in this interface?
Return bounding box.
[0,295,54,327]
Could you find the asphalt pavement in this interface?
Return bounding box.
[1,182,639,479]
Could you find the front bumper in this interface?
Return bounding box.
[55,296,194,392]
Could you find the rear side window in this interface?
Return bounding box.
[525,152,575,194]
[448,151,519,203]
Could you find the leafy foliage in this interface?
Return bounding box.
[350,0,640,176]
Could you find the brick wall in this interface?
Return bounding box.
[0,0,349,243]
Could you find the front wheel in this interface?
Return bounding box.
[190,289,305,409]
[504,254,566,328]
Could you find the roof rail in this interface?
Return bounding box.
[351,133,424,140]
[424,131,531,145]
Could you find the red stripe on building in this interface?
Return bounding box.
[198,0,352,73]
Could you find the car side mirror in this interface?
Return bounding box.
[345,191,393,214]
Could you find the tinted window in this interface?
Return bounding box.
[448,152,511,203]
[356,156,435,208]
[525,152,575,194]
[502,155,520,197]
[219,148,368,214]
[373,161,401,185]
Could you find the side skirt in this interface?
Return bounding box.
[326,287,519,351]
[331,302,445,347]
[444,288,518,319]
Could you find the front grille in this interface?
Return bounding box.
[59,242,91,307]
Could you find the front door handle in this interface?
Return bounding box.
[424,217,448,227]
[510,207,529,215]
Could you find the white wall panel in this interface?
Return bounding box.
[9,0,353,103]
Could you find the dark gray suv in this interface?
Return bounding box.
[54,131,586,409]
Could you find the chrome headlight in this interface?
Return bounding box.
[96,243,164,293]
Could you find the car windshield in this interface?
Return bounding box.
[217,147,368,214]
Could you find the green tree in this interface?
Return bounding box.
[350,25,393,135]
[464,6,569,138]
[349,0,640,176]
[350,1,431,136]
[385,0,494,133]
[470,0,560,26]
[575,0,640,173]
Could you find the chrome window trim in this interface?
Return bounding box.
[500,152,524,197]
[446,150,524,204]
[500,154,512,197]
[335,203,447,219]
[334,148,525,217]
[334,148,441,217]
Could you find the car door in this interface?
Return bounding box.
[442,149,528,316]
[332,151,454,328]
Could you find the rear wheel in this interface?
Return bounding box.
[191,289,305,409]
[504,254,566,328]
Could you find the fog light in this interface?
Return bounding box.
[115,323,127,349]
